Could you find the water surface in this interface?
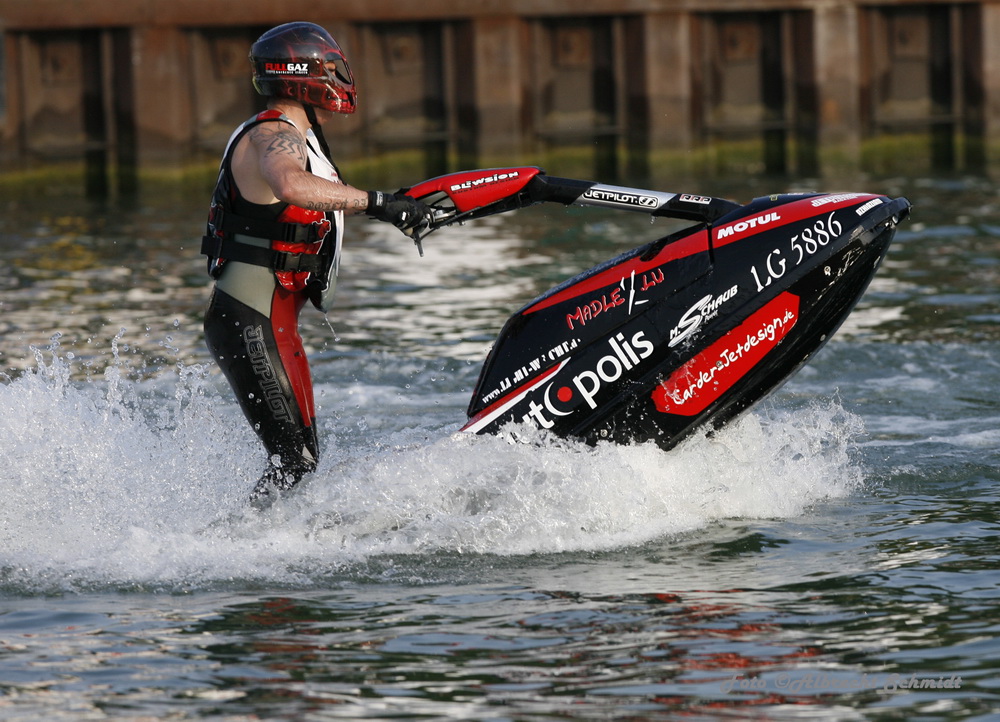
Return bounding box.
[1,174,997,719]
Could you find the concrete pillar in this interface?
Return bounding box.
[631,13,694,152]
[619,12,695,179]
[456,17,526,164]
[981,3,1000,166]
[812,3,863,174]
[131,25,194,165]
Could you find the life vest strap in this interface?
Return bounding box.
[215,207,326,244]
[200,235,324,273]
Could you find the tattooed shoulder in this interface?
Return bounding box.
[252,124,307,164]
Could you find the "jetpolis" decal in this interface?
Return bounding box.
[523,330,655,428]
[464,330,654,433]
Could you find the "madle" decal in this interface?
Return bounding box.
[566,287,625,330]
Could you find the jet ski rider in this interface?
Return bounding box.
[201,21,431,505]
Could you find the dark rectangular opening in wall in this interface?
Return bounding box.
[81,29,107,198]
[110,28,137,197]
[959,4,985,170]
[362,22,450,177]
[696,11,805,175]
[15,28,143,198]
[452,20,477,167]
[790,11,819,176]
[531,16,620,178]
[0,31,7,122]
[862,3,982,172]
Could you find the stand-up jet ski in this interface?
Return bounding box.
[400,167,910,450]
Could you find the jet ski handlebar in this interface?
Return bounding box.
[401,167,741,252]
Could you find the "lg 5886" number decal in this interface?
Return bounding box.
[749,212,843,292]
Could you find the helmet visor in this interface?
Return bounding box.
[326,53,353,86]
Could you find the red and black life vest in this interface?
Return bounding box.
[200,110,343,309]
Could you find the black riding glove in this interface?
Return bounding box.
[366,191,430,232]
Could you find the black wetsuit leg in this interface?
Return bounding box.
[204,287,318,500]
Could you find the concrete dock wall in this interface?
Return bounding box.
[1,0,996,189]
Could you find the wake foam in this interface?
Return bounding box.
[0,343,865,593]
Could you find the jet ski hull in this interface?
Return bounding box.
[461,193,909,448]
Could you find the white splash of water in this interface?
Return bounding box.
[0,343,865,593]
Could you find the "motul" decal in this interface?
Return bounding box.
[716,212,781,241]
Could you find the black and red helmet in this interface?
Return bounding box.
[250,22,357,114]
